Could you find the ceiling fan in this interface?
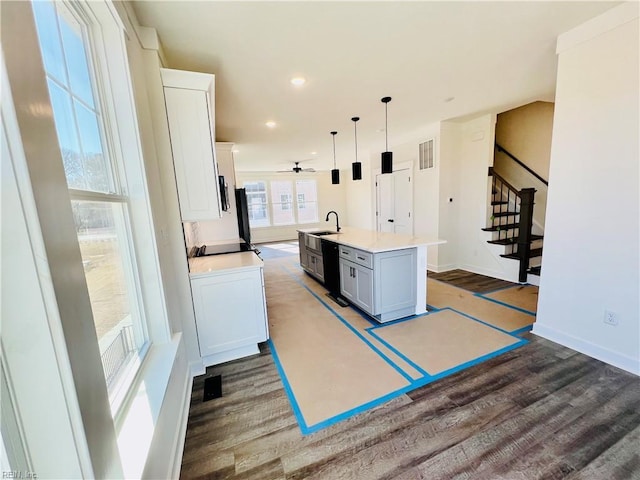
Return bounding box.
[277,161,316,173]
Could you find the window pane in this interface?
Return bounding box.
[32,1,67,85]
[271,181,294,225]
[47,79,85,189]
[244,181,269,227]
[58,9,95,108]
[73,200,142,390]
[296,180,319,224]
[74,100,113,193]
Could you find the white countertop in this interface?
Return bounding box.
[298,226,445,253]
[189,251,263,277]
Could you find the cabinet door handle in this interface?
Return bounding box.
[388,219,394,223]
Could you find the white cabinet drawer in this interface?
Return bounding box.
[339,245,372,269]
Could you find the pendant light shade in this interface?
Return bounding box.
[381,96,393,174]
[351,117,362,180]
[330,131,340,184]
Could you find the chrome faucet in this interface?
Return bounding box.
[326,210,341,232]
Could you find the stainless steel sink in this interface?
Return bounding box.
[310,231,337,236]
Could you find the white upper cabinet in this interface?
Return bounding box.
[161,68,222,221]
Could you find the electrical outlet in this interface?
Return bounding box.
[604,310,618,326]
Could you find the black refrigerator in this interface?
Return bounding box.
[235,188,251,245]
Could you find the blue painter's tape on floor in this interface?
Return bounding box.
[270,263,530,434]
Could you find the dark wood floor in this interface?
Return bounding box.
[180,334,640,479]
[428,269,517,294]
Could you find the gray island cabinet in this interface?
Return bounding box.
[298,227,445,323]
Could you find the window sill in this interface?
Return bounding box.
[115,333,183,479]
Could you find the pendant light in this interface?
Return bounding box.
[381,96,393,174]
[330,131,340,184]
[351,117,362,180]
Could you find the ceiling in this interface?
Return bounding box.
[132,1,617,172]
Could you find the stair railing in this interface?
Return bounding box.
[487,167,536,282]
[496,143,548,186]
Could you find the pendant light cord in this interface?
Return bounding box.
[331,131,337,169]
[352,117,359,162]
[381,96,392,152]
[385,102,388,151]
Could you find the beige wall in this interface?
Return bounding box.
[495,101,554,179]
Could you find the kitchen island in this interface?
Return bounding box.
[298,227,445,322]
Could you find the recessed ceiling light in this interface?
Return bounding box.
[232,149,239,153]
[290,77,306,87]
[310,151,317,155]
[265,121,277,128]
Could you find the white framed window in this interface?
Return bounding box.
[32,0,149,404]
[271,181,294,225]
[295,179,318,224]
[244,180,269,227]
[244,178,318,227]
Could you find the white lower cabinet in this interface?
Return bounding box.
[340,246,416,322]
[190,267,268,365]
[339,259,374,314]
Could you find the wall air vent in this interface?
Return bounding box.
[419,139,434,170]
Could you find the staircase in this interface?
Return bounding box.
[483,147,547,283]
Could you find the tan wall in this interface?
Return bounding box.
[495,101,554,179]
[495,101,553,230]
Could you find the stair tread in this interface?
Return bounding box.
[492,211,519,217]
[500,247,543,260]
[488,238,517,245]
[528,266,541,276]
[482,223,519,232]
[488,235,543,245]
[491,200,509,206]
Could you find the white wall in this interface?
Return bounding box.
[235,170,347,243]
[533,3,639,375]
[436,120,461,271]
[345,149,375,231]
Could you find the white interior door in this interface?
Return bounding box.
[376,169,413,234]
[376,174,394,232]
[393,169,412,234]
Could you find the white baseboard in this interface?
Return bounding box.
[527,274,540,286]
[170,367,193,479]
[202,344,260,368]
[532,323,640,376]
[190,360,205,378]
[459,263,519,284]
[427,263,457,273]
